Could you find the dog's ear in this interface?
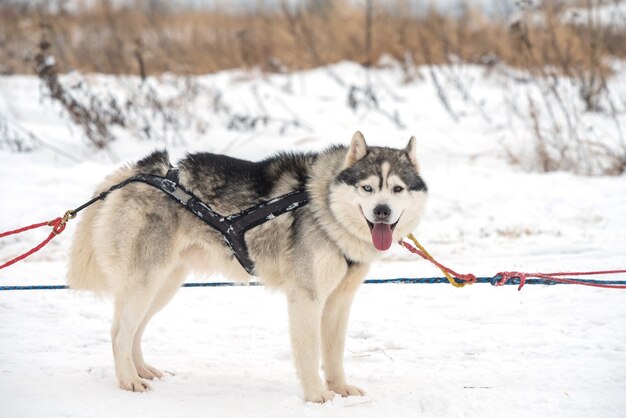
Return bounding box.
[344,131,368,168]
[405,136,419,171]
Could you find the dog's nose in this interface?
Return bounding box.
[373,204,391,221]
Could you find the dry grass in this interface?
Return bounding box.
[1,0,625,76]
[3,1,625,174]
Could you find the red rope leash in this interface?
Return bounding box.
[495,270,626,290]
[0,212,72,271]
[401,235,626,290]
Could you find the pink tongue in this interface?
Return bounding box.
[371,223,393,251]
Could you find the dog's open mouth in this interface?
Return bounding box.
[366,219,399,251]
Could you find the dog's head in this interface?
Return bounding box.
[330,131,428,251]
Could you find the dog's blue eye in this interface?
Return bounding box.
[393,186,404,193]
[362,185,373,193]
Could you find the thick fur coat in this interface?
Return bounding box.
[67,132,428,402]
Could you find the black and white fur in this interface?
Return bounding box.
[67,131,428,402]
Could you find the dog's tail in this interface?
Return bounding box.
[65,192,112,293]
[66,150,171,294]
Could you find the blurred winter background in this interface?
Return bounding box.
[1,0,626,174]
[1,1,626,417]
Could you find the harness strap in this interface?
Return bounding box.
[166,167,180,182]
[88,171,309,276]
[68,169,362,275]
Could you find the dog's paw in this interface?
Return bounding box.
[136,364,164,380]
[119,378,151,392]
[304,389,335,403]
[329,383,365,397]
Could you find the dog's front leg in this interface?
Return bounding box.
[321,264,368,397]
[287,289,335,403]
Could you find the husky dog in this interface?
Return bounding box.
[67,132,427,403]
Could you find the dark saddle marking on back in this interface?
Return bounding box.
[102,168,309,275]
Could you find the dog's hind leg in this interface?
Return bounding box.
[321,264,368,397]
[111,286,157,392]
[132,267,186,380]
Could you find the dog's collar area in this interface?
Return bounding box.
[98,169,309,276]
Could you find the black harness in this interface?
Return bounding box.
[77,168,309,275]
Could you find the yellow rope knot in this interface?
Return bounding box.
[405,233,469,288]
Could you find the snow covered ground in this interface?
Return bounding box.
[1,62,625,417]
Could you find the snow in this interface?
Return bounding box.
[562,3,626,29]
[1,61,626,417]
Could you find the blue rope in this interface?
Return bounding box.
[1,276,626,291]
